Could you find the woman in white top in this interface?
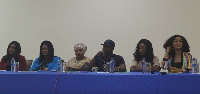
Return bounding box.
[130,39,160,72]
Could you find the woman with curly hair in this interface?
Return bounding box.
[0,41,27,71]
[130,39,160,72]
[161,35,192,73]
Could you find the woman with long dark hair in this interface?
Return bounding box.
[30,40,60,71]
[0,41,26,71]
[130,39,160,72]
[161,35,192,73]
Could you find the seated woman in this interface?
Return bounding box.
[65,43,91,71]
[161,35,192,73]
[0,41,26,71]
[130,39,160,72]
[30,40,60,71]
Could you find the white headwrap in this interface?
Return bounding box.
[74,43,87,51]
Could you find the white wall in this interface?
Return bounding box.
[0,0,200,71]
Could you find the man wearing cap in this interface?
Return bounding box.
[89,39,126,72]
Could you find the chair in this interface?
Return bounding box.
[26,60,33,71]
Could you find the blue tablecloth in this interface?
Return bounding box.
[0,71,58,94]
[0,71,200,94]
[55,72,200,94]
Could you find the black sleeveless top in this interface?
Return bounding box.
[171,62,183,68]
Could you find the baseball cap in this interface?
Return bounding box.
[100,39,115,47]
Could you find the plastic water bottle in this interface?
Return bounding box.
[110,58,115,73]
[142,58,146,73]
[62,62,66,72]
[15,62,19,72]
[192,58,198,74]
[105,62,110,72]
[57,59,63,73]
[11,58,16,72]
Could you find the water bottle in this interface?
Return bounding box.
[11,58,16,72]
[192,58,198,74]
[197,63,199,73]
[57,59,63,73]
[62,62,66,72]
[142,58,146,73]
[146,62,151,74]
[105,62,110,72]
[15,62,19,72]
[110,58,115,73]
